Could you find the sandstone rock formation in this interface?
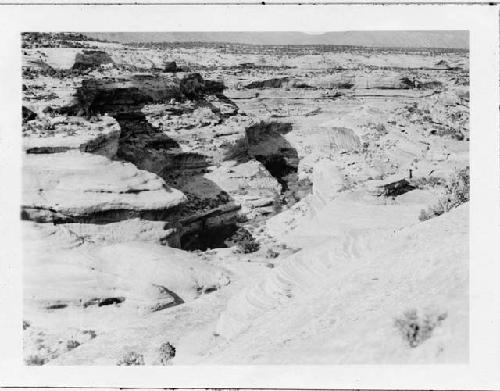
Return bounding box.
[22,151,186,243]
[23,115,120,156]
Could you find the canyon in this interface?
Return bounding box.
[22,33,469,365]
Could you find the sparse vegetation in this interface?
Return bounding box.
[227,227,260,253]
[394,309,447,348]
[158,342,176,365]
[116,351,145,366]
[419,167,469,221]
[25,355,47,366]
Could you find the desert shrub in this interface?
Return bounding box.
[374,123,387,135]
[23,320,31,330]
[394,309,447,348]
[116,351,145,366]
[226,227,260,254]
[411,175,446,190]
[419,167,469,221]
[158,342,176,365]
[25,355,47,366]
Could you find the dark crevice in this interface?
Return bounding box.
[180,223,239,251]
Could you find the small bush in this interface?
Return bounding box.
[25,355,47,366]
[411,176,446,190]
[227,227,260,254]
[394,309,447,348]
[158,342,176,365]
[23,320,31,330]
[419,167,469,221]
[116,351,145,366]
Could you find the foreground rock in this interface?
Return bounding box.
[212,202,468,364]
[23,221,230,364]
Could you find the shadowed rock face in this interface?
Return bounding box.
[164,61,180,73]
[56,74,252,249]
[245,121,299,192]
[60,73,229,175]
[23,106,37,122]
[245,77,290,89]
[180,73,224,99]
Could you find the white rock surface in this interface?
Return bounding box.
[22,151,186,220]
[212,203,468,364]
[23,221,230,363]
[312,159,345,201]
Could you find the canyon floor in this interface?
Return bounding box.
[22,33,469,365]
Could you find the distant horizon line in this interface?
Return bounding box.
[82,31,469,50]
[122,40,469,51]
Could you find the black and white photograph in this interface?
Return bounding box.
[0,2,499,389]
[20,30,470,365]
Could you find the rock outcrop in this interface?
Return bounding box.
[22,151,186,243]
[23,220,230,363]
[245,77,290,89]
[72,50,113,70]
[245,121,299,190]
[23,115,120,157]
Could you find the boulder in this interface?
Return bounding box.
[163,61,179,73]
[180,73,224,100]
[72,50,113,70]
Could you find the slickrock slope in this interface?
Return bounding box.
[210,203,468,364]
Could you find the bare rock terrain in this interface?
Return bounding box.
[22,33,469,365]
